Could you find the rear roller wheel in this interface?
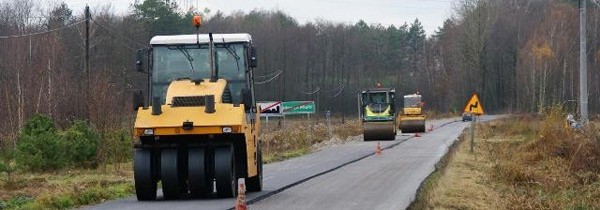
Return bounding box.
[215,146,237,198]
[134,149,157,201]
[161,148,188,199]
[188,148,212,198]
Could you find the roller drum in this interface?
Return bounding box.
[400,119,426,133]
[363,121,396,141]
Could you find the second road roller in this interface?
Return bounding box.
[359,86,397,141]
[398,93,427,133]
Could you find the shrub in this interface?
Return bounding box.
[61,121,99,168]
[104,128,133,168]
[15,115,104,171]
[15,114,66,171]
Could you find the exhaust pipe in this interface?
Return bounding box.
[209,33,218,82]
[205,95,216,114]
[152,96,162,115]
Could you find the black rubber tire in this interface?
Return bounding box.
[134,149,157,201]
[246,146,263,192]
[188,148,212,198]
[215,146,237,198]
[161,148,186,199]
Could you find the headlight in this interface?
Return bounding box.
[222,127,232,133]
[143,129,154,135]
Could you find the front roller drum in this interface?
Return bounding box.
[363,122,396,141]
[215,146,237,198]
[400,119,426,133]
[134,148,157,201]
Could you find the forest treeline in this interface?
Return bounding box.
[1,0,600,148]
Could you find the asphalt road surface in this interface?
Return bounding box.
[86,117,494,210]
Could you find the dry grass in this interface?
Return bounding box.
[0,164,133,209]
[261,117,362,163]
[413,108,600,209]
[411,132,505,210]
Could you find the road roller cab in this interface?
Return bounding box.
[359,87,397,140]
[132,18,262,201]
[398,93,427,133]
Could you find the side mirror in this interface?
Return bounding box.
[136,49,144,72]
[133,89,145,111]
[242,88,253,111]
[248,46,257,68]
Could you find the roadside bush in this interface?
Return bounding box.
[15,115,104,171]
[104,128,133,168]
[15,114,66,171]
[61,121,99,168]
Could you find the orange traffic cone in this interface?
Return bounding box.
[415,132,421,137]
[428,124,434,132]
[376,142,382,156]
[235,183,247,210]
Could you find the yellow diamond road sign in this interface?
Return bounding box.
[464,94,484,115]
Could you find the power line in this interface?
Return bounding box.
[331,84,345,98]
[325,83,344,93]
[299,87,321,95]
[255,70,283,85]
[255,70,283,79]
[0,20,85,39]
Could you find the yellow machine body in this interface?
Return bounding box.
[134,79,259,177]
[403,107,422,115]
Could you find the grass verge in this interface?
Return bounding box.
[0,164,133,210]
[411,108,600,209]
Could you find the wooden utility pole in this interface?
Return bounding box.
[85,5,91,117]
[579,0,588,124]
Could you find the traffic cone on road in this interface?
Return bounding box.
[376,142,382,156]
[235,183,247,210]
[428,124,434,132]
[415,132,421,137]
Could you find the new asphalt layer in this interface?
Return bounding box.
[86,116,496,210]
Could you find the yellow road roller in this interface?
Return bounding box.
[398,93,426,133]
[131,17,262,200]
[359,87,397,140]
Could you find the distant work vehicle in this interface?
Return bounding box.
[131,15,262,200]
[398,93,426,133]
[359,85,397,140]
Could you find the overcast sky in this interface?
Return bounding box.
[62,0,455,35]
